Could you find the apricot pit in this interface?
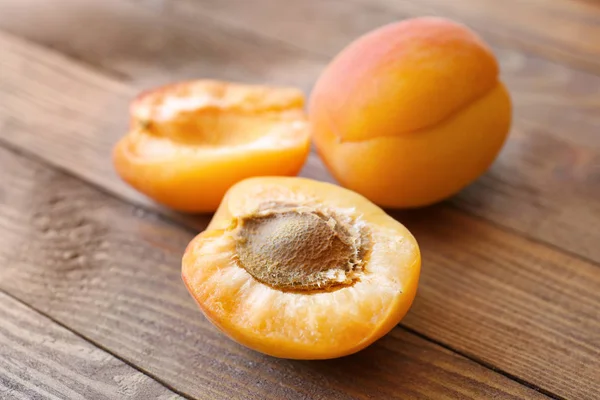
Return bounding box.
[234,205,366,291]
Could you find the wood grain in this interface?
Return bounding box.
[130,0,600,74]
[135,0,600,74]
[0,0,321,91]
[0,3,598,264]
[0,145,548,400]
[0,292,180,400]
[0,32,599,400]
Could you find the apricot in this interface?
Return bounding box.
[309,17,512,208]
[182,177,421,359]
[113,80,311,212]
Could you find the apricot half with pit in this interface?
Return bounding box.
[182,177,421,359]
[113,80,311,212]
[309,17,512,208]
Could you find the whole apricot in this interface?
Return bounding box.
[182,177,421,359]
[113,80,311,212]
[309,17,512,208]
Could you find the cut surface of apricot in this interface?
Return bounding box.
[182,177,421,359]
[309,17,512,208]
[113,80,311,212]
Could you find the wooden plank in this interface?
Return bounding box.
[0,292,180,400]
[0,33,598,400]
[129,0,600,74]
[0,146,548,400]
[0,4,598,264]
[0,0,321,91]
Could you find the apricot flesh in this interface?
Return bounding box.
[113,80,311,212]
[309,17,512,208]
[182,177,421,359]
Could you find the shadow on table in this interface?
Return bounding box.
[284,329,448,398]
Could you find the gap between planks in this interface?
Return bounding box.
[398,325,563,400]
[0,289,188,400]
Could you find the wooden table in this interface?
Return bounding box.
[0,1,598,399]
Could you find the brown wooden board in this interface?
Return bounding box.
[0,31,599,399]
[0,0,598,265]
[0,292,181,399]
[0,145,549,400]
[0,0,321,91]
[130,0,600,74]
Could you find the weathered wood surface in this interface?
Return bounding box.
[133,0,600,73]
[0,145,549,400]
[1,29,599,399]
[0,0,599,399]
[0,0,598,265]
[0,292,180,400]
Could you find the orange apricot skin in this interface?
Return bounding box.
[113,139,309,212]
[309,17,512,208]
[182,177,421,359]
[113,81,311,213]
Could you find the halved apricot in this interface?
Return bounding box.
[182,177,421,359]
[113,80,311,212]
